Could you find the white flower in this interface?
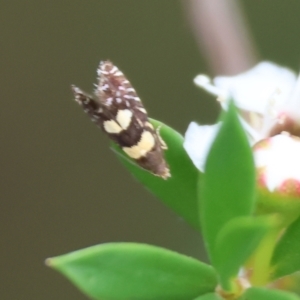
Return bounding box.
[202,62,296,114]
[184,122,220,172]
[184,61,300,181]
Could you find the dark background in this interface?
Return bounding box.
[1,1,300,299]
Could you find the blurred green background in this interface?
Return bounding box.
[1,0,300,299]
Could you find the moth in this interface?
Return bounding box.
[71,61,170,179]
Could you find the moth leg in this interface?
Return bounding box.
[156,125,168,150]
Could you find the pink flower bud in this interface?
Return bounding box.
[254,134,300,196]
[253,134,300,219]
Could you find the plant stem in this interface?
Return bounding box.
[182,0,258,75]
[250,228,279,286]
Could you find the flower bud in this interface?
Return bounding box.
[253,133,300,221]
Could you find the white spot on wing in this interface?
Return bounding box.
[109,66,118,74]
[116,109,133,130]
[137,107,147,113]
[145,122,154,129]
[123,131,155,159]
[100,84,109,91]
[98,69,109,75]
[124,95,133,100]
[106,97,113,106]
[103,120,123,134]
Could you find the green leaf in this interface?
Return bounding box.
[193,293,223,300]
[271,216,300,279]
[214,216,271,290]
[200,102,256,261]
[47,243,217,300]
[112,119,200,231]
[241,287,300,300]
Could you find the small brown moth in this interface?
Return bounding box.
[71,61,170,179]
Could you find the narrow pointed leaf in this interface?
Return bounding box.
[271,216,300,279]
[214,216,270,290]
[112,119,200,231]
[47,243,217,300]
[193,293,223,300]
[200,102,256,260]
[242,287,300,300]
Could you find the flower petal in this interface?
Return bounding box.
[214,62,296,114]
[184,122,220,172]
[194,74,229,101]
